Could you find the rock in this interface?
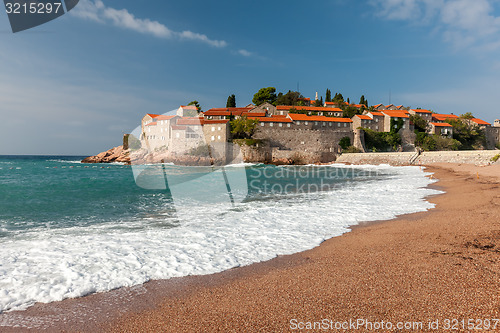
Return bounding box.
[82,146,131,164]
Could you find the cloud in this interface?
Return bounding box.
[237,49,253,57]
[370,0,500,50]
[71,0,227,47]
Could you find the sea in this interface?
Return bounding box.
[0,155,441,313]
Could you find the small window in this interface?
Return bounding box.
[218,127,221,131]
[287,123,291,127]
[279,123,283,127]
[296,121,301,125]
[305,121,308,125]
[211,136,215,141]
[322,122,326,126]
[270,123,274,127]
[212,127,215,132]
[338,123,341,127]
[329,123,332,127]
[260,122,265,127]
[314,121,318,125]
[344,123,347,127]
[176,133,180,138]
[375,118,379,122]
[217,135,221,140]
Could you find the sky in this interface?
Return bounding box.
[1,0,500,155]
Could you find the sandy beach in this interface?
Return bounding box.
[1,163,499,332]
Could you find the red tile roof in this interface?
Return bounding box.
[146,114,160,118]
[277,105,344,112]
[381,110,410,118]
[411,109,432,114]
[430,122,453,127]
[373,104,383,108]
[154,115,177,121]
[171,125,187,130]
[177,117,204,126]
[432,114,459,121]
[249,115,293,123]
[145,122,157,126]
[288,113,352,123]
[369,111,384,116]
[204,119,229,124]
[355,115,372,120]
[471,118,491,126]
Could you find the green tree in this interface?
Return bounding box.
[230,116,259,139]
[314,97,323,107]
[446,113,486,149]
[325,89,332,102]
[275,90,303,106]
[187,100,201,112]
[333,93,344,103]
[226,94,236,108]
[359,95,368,107]
[339,137,351,150]
[252,87,277,106]
[409,114,428,133]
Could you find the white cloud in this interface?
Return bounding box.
[371,0,500,50]
[237,49,253,57]
[71,0,227,48]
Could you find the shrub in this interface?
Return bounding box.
[343,146,362,153]
[339,137,351,150]
[492,154,500,163]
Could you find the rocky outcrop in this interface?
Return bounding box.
[81,146,130,164]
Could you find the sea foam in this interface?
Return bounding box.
[0,165,441,312]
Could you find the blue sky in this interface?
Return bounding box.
[1,0,500,155]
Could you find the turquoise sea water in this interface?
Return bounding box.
[0,155,440,312]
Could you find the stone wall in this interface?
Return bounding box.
[336,150,500,166]
[254,124,353,154]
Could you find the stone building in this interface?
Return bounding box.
[409,109,433,122]
[428,122,453,137]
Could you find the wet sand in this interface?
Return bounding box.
[1,163,499,332]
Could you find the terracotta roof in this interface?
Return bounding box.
[369,111,384,116]
[177,117,204,126]
[277,105,344,112]
[154,115,177,121]
[171,125,186,130]
[180,105,198,109]
[351,104,367,108]
[432,114,459,121]
[288,113,352,123]
[204,110,231,116]
[246,112,266,117]
[355,115,372,120]
[204,119,229,124]
[381,110,410,118]
[373,104,383,108]
[471,118,491,126]
[146,114,160,118]
[145,122,157,126]
[411,109,432,114]
[249,116,293,123]
[431,122,453,127]
[396,105,403,108]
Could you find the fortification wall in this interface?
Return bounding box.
[254,126,353,154]
[336,150,500,166]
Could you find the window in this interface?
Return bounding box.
[287,123,291,128]
[375,118,379,122]
[322,122,326,126]
[217,135,221,140]
[338,123,341,127]
[296,121,301,125]
[329,123,332,127]
[176,133,180,138]
[305,121,308,125]
[344,123,347,127]
[314,121,318,125]
[212,127,215,132]
[218,127,221,131]
[260,122,265,127]
[270,123,274,127]
[211,136,215,141]
[279,123,283,127]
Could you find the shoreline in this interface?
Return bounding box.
[1,163,499,332]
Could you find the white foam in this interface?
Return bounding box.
[0,165,441,313]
